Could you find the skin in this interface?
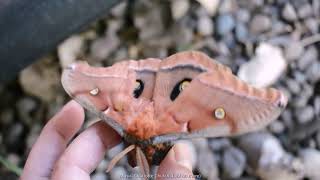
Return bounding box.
[21,100,194,180]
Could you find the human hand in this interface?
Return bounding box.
[21,100,195,180]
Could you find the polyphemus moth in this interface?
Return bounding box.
[61,51,287,176]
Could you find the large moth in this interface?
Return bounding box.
[61,51,287,175]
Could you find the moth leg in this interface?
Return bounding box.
[136,147,150,179]
[106,144,135,172]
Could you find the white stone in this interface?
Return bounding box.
[171,0,190,20]
[196,0,220,16]
[299,148,320,179]
[238,43,287,88]
[58,35,84,68]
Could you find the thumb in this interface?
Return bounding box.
[157,142,195,180]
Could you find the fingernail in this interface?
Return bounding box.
[173,143,193,171]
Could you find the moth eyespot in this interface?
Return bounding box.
[89,88,99,96]
[179,81,190,92]
[133,79,144,98]
[170,78,192,101]
[214,107,225,120]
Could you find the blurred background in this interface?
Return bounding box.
[0,0,320,179]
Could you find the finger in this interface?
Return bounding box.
[21,100,85,180]
[157,143,195,180]
[51,121,121,180]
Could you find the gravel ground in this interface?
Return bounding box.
[1,0,320,179]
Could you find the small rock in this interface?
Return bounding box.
[314,96,320,116]
[286,79,301,94]
[297,3,313,19]
[7,153,20,166]
[0,109,14,126]
[19,57,60,102]
[235,23,248,42]
[110,1,127,17]
[222,146,246,179]
[219,0,237,14]
[299,148,320,179]
[110,166,127,180]
[282,3,298,22]
[281,109,294,129]
[16,97,38,124]
[269,120,285,134]
[96,159,108,172]
[295,106,314,124]
[236,9,250,23]
[171,0,190,20]
[134,0,164,40]
[284,41,304,61]
[26,124,41,149]
[216,14,235,36]
[58,35,84,68]
[305,18,319,34]
[250,15,272,34]
[91,172,108,180]
[316,131,320,148]
[197,15,214,36]
[208,138,231,151]
[306,61,320,83]
[4,123,25,151]
[197,148,219,179]
[238,43,287,87]
[293,71,307,84]
[196,0,220,16]
[90,36,120,61]
[240,133,304,180]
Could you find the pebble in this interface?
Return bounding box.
[96,159,108,172]
[305,18,319,34]
[197,148,219,179]
[208,138,231,151]
[171,0,190,20]
[91,172,108,180]
[0,109,14,126]
[222,146,246,179]
[236,9,250,23]
[284,41,304,61]
[250,14,271,34]
[238,43,287,87]
[282,3,297,22]
[196,0,220,16]
[295,106,314,124]
[197,15,214,36]
[314,96,320,116]
[57,35,84,68]
[286,79,301,94]
[90,36,120,61]
[216,14,235,36]
[4,123,24,151]
[306,61,320,83]
[19,57,60,102]
[219,0,237,14]
[110,166,127,180]
[269,120,285,134]
[297,3,313,19]
[235,23,248,42]
[281,111,294,128]
[299,148,320,179]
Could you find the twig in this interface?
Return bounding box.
[0,154,22,176]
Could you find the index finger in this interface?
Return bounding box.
[21,100,85,180]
